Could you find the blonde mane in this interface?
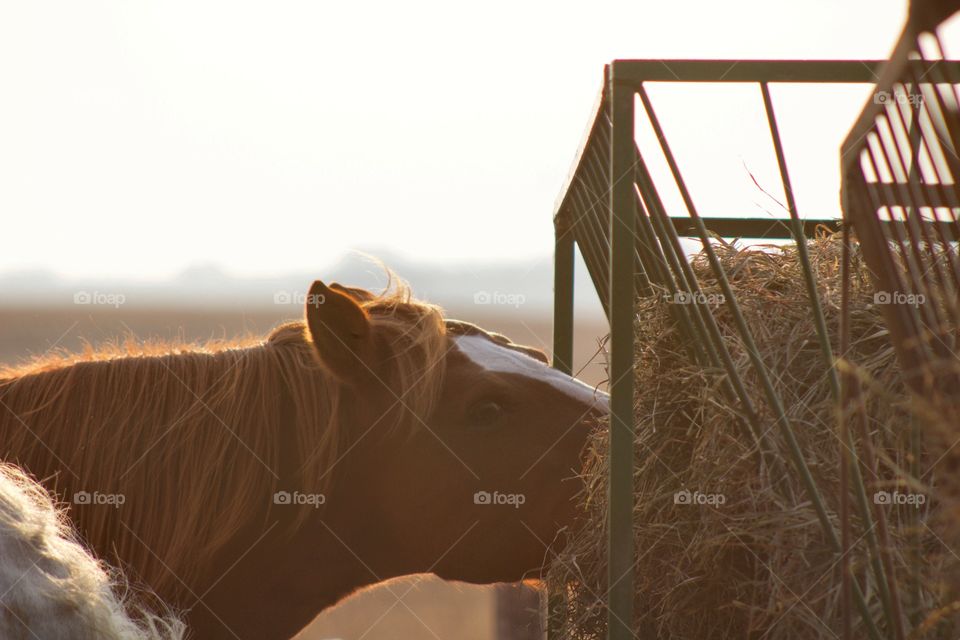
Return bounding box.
[0,282,449,601]
[0,462,185,639]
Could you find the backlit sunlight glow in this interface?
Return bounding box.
[2,0,948,279]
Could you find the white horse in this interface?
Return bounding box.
[0,463,184,640]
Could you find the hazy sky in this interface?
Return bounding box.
[0,1,947,279]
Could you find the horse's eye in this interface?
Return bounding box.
[466,401,504,429]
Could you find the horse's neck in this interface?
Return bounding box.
[183,493,385,639]
[1,355,393,639]
[0,355,280,598]
[187,454,418,639]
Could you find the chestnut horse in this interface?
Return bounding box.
[0,279,607,639]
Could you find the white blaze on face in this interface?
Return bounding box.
[454,335,609,411]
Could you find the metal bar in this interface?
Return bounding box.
[632,227,653,298]
[632,184,708,361]
[625,170,667,293]
[872,118,948,335]
[665,216,950,240]
[760,79,839,389]
[638,83,884,640]
[568,179,612,314]
[564,140,612,304]
[847,177,927,385]
[856,184,960,208]
[553,219,575,375]
[762,81,902,637]
[879,100,955,349]
[922,34,960,185]
[845,214,909,640]
[842,32,958,161]
[607,63,636,640]
[581,144,617,270]
[903,57,960,295]
[634,143,766,427]
[544,216,575,640]
[862,138,945,361]
[579,118,629,307]
[636,161,796,495]
[630,185,710,367]
[553,73,608,222]
[613,59,960,85]
[572,180,610,302]
[839,222,854,640]
[569,211,948,248]
[668,216,835,239]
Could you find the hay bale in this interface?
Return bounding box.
[547,237,958,639]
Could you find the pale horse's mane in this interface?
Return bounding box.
[0,280,450,600]
[0,462,185,639]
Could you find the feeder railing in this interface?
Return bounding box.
[553,56,960,640]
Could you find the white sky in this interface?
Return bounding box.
[0,0,948,279]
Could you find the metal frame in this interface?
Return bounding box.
[838,15,960,639]
[551,58,960,640]
[842,26,960,405]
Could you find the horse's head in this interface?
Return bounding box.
[303,280,606,586]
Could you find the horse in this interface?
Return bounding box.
[0,278,608,639]
[0,462,185,639]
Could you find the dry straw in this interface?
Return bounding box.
[547,236,959,639]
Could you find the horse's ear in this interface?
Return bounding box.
[305,280,373,382]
